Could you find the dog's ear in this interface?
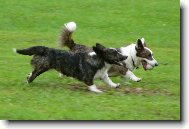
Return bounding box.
[136,39,144,51]
[95,43,106,51]
[141,38,147,47]
[93,46,103,56]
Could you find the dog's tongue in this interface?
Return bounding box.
[142,60,147,70]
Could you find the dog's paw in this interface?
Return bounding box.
[130,76,142,82]
[26,73,32,84]
[115,83,120,88]
[111,83,120,88]
[88,85,103,93]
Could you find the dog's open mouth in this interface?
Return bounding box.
[114,61,124,66]
[141,60,147,70]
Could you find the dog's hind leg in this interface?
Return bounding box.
[27,67,49,83]
[124,70,142,82]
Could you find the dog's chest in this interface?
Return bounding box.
[94,63,111,79]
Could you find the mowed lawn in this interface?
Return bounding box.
[0,0,180,120]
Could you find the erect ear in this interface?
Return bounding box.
[95,43,106,51]
[136,39,144,51]
[141,38,147,47]
[93,46,103,56]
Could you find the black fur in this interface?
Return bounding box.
[16,44,127,87]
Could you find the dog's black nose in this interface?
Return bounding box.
[155,63,158,66]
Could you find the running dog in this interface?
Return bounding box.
[13,44,127,93]
[59,21,158,82]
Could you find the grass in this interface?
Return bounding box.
[0,0,180,120]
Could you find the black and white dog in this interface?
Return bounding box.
[13,44,127,93]
[108,38,158,82]
[59,22,158,82]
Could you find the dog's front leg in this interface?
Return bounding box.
[88,84,103,93]
[101,72,120,88]
[124,70,141,82]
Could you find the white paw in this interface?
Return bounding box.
[88,85,103,93]
[130,76,142,82]
[111,83,120,88]
[27,73,32,84]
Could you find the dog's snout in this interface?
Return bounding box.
[121,55,128,60]
[155,63,158,66]
[122,55,128,60]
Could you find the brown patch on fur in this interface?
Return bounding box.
[59,28,75,49]
[136,48,152,60]
[108,64,128,76]
[136,39,153,60]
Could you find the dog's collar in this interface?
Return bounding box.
[130,47,139,69]
[131,55,136,68]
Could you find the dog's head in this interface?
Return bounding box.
[135,38,158,70]
[93,43,127,66]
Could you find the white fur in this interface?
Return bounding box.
[94,63,119,88]
[144,47,152,54]
[94,63,112,79]
[64,21,76,32]
[141,38,145,44]
[27,73,32,84]
[143,57,158,67]
[88,52,96,56]
[88,85,103,93]
[101,72,120,88]
[124,70,141,82]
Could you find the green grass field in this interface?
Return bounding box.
[0,0,180,120]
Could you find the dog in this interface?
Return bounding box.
[108,38,158,82]
[13,44,127,93]
[59,21,158,83]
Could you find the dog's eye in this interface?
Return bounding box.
[148,53,152,57]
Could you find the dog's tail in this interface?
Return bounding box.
[59,21,77,50]
[13,46,48,56]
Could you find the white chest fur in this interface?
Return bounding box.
[94,63,111,79]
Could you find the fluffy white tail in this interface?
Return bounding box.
[59,21,77,49]
[64,21,77,32]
